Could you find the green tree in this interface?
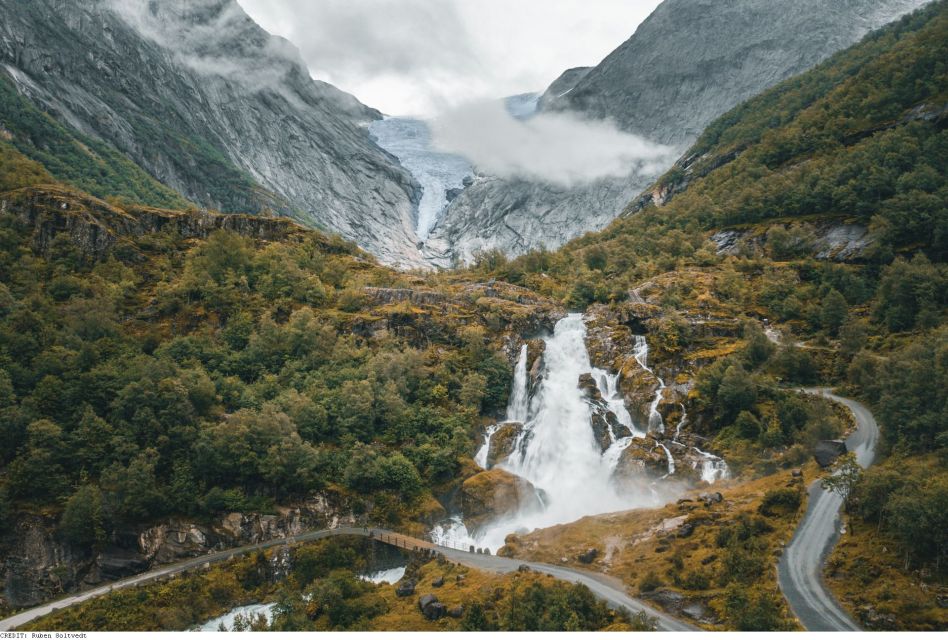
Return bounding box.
[59,484,107,548]
[820,288,848,336]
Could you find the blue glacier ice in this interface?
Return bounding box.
[368,117,472,242]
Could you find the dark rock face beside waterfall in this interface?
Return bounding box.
[425,0,927,267]
[0,0,424,267]
[578,373,633,453]
[486,423,526,468]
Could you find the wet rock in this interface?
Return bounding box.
[517,564,533,573]
[486,422,525,468]
[395,580,416,597]
[577,548,599,564]
[815,440,848,467]
[460,468,545,529]
[611,438,668,483]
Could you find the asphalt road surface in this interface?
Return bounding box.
[1,526,695,632]
[777,388,879,631]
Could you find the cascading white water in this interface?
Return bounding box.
[434,314,663,551]
[507,344,530,423]
[474,424,501,469]
[673,402,729,484]
[633,336,666,433]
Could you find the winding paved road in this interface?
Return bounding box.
[0,526,695,632]
[778,388,879,631]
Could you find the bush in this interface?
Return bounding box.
[758,487,802,517]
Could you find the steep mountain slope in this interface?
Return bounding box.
[427,0,931,267]
[0,0,425,267]
[546,0,931,147]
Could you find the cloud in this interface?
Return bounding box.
[237,0,663,116]
[430,100,672,187]
[106,0,304,95]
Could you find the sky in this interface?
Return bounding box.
[237,0,662,117]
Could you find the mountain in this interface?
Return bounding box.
[0,0,425,267]
[426,0,931,267]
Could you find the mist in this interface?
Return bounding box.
[430,100,673,187]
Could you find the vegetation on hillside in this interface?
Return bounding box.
[0,185,546,548]
[0,74,190,209]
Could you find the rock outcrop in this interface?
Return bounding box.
[1,494,350,609]
[460,469,544,529]
[486,422,525,469]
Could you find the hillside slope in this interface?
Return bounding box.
[0,0,425,267]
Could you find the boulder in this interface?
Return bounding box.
[460,468,545,529]
[577,548,599,564]
[395,580,416,597]
[814,440,847,467]
[699,492,723,506]
[418,594,446,620]
[447,605,465,619]
[431,576,444,588]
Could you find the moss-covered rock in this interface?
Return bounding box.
[460,469,544,529]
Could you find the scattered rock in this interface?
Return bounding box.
[395,580,416,597]
[447,605,465,619]
[677,523,695,538]
[517,564,532,573]
[791,468,803,478]
[419,594,446,621]
[431,576,444,588]
[699,492,723,506]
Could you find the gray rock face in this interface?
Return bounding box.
[0,0,426,267]
[537,66,592,110]
[546,0,931,147]
[430,0,929,266]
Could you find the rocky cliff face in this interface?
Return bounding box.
[429,0,930,266]
[0,0,425,267]
[1,496,350,609]
[545,0,931,147]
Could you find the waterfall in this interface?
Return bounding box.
[658,443,676,476]
[441,314,662,551]
[474,424,501,469]
[673,402,729,484]
[506,344,529,423]
[633,336,665,433]
[694,447,730,483]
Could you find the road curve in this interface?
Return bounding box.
[1,525,695,632]
[778,388,879,631]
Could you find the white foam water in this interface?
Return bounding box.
[435,314,663,551]
[633,335,666,433]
